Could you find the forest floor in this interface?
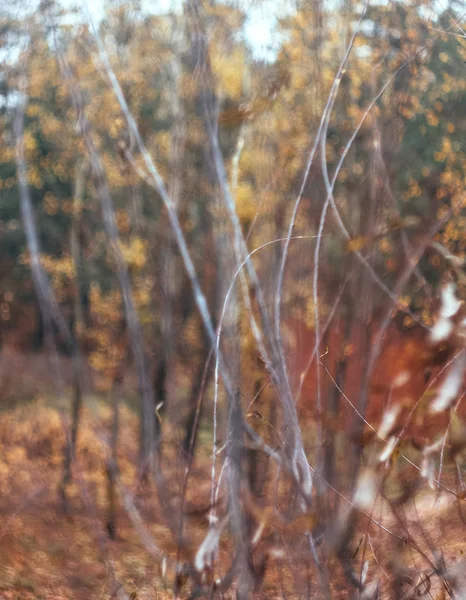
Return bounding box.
[0,392,220,600]
[0,388,465,598]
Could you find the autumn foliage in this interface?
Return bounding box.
[3,0,466,598]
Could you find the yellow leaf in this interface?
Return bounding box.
[346,236,371,253]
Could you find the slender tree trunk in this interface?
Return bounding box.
[149,52,186,454]
[322,309,352,492]
[14,68,83,512]
[106,373,122,540]
[247,375,269,500]
[57,51,158,479]
[193,0,313,504]
[348,103,380,491]
[60,159,88,510]
[187,6,254,586]
[182,344,210,460]
[182,197,215,460]
[216,228,253,599]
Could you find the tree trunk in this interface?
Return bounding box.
[106,374,122,540]
[57,52,158,479]
[14,72,82,512]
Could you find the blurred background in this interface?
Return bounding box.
[2,0,466,598]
